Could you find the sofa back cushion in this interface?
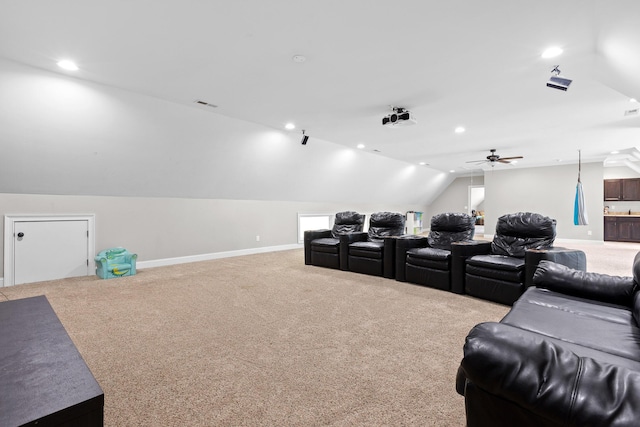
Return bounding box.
[368,212,405,242]
[428,212,475,250]
[533,260,636,307]
[331,211,365,238]
[492,212,556,258]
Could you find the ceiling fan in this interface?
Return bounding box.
[466,149,523,166]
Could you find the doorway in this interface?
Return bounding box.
[3,214,95,286]
[468,186,485,236]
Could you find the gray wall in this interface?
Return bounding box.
[426,175,484,221]
[427,162,604,240]
[0,193,418,277]
[484,162,603,239]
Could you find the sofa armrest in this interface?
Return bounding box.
[524,247,587,287]
[303,229,332,265]
[449,241,492,294]
[394,235,429,282]
[532,260,636,306]
[460,322,640,427]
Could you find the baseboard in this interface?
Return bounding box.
[136,243,303,269]
[0,244,303,286]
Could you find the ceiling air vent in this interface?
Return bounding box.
[194,100,218,108]
[624,108,639,116]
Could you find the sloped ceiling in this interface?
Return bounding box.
[0,0,638,174]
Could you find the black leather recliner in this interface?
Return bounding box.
[304,211,365,270]
[395,212,475,291]
[463,212,586,305]
[344,212,405,278]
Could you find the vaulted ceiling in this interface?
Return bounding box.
[1,0,638,174]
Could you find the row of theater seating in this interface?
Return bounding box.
[304,211,587,305]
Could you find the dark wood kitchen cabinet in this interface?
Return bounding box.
[623,179,640,201]
[605,179,622,201]
[605,216,640,242]
[604,216,618,241]
[604,178,640,201]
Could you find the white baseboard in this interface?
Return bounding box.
[136,243,303,269]
[0,244,303,286]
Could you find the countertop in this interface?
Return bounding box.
[604,213,640,217]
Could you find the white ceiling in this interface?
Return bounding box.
[1,0,639,174]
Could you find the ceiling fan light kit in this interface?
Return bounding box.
[467,149,524,167]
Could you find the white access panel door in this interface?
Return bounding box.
[13,220,90,285]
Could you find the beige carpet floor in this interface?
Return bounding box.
[1,242,638,426]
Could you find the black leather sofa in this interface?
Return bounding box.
[457,256,640,427]
[304,211,365,270]
[343,211,405,278]
[462,212,586,305]
[395,212,475,291]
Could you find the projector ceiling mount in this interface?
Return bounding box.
[547,65,572,91]
[382,106,416,126]
[466,149,523,167]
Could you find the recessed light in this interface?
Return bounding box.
[292,55,306,63]
[449,169,455,173]
[57,60,79,71]
[611,150,620,154]
[357,144,365,149]
[541,47,563,59]
[454,126,465,134]
[419,162,426,165]
[631,98,638,103]
[285,123,295,130]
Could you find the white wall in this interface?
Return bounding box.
[0,58,449,205]
[0,58,439,279]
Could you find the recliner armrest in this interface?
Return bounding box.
[460,322,640,427]
[303,229,332,265]
[383,236,401,279]
[339,232,369,271]
[449,241,492,294]
[394,235,429,282]
[524,247,587,287]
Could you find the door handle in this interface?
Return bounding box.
[17,232,24,239]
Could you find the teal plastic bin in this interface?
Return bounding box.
[95,247,137,279]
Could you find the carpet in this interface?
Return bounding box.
[1,242,638,426]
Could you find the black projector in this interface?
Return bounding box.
[547,75,572,91]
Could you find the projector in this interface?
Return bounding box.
[382,108,417,126]
[547,75,572,91]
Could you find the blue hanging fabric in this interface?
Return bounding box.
[574,150,588,225]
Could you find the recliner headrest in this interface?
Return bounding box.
[431,212,475,232]
[492,212,556,257]
[332,211,365,238]
[496,212,556,238]
[368,212,405,242]
[335,211,365,225]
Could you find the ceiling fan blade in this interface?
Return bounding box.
[465,159,488,164]
[498,156,523,161]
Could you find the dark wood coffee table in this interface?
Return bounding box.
[0,295,104,426]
